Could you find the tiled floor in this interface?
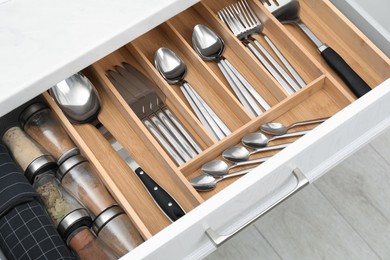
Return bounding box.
[205,128,390,260]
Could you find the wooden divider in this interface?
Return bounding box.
[43,0,390,238]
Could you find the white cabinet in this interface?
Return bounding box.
[1,0,390,259]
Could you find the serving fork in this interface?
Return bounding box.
[218,0,301,95]
[107,64,202,165]
[260,0,371,97]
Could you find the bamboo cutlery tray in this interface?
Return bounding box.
[43,0,390,241]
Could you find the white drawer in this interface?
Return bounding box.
[1,0,390,259]
[123,78,390,259]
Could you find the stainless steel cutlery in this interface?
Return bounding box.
[107,63,202,165]
[218,0,304,94]
[260,0,371,97]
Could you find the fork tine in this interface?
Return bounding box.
[236,0,255,28]
[227,6,245,33]
[218,9,238,36]
[241,0,261,26]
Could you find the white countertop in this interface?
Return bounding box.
[1,0,388,117]
[0,0,198,117]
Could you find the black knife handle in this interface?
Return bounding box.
[134,167,185,222]
[321,46,371,98]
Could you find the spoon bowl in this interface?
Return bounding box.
[222,146,251,162]
[261,118,329,135]
[222,142,291,162]
[192,24,225,61]
[154,47,187,85]
[190,166,256,191]
[242,130,309,148]
[202,156,270,177]
[50,72,101,124]
[261,122,288,135]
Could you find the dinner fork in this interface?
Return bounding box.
[218,1,299,94]
[238,0,305,88]
[260,0,371,98]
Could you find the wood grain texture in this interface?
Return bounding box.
[254,185,379,260]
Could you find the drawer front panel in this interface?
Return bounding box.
[124,79,390,259]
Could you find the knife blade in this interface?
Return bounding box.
[98,125,186,222]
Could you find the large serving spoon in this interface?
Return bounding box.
[50,72,186,222]
[154,47,230,141]
[242,129,310,148]
[192,24,269,115]
[261,117,328,135]
[201,156,271,177]
[222,142,290,162]
[190,167,255,191]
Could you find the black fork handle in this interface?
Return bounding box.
[321,46,371,98]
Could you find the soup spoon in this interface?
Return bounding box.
[242,130,310,148]
[192,24,270,115]
[261,117,328,135]
[154,47,230,140]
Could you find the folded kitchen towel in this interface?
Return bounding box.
[0,144,76,260]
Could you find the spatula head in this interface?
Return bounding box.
[261,0,300,23]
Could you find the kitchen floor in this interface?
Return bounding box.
[205,127,390,260]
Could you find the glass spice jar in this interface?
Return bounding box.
[2,126,57,182]
[67,227,117,260]
[33,172,92,238]
[58,155,116,216]
[93,206,144,257]
[58,155,144,256]
[19,102,79,164]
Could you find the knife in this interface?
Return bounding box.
[98,125,186,222]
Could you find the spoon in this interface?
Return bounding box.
[192,24,269,115]
[190,167,255,191]
[49,72,101,123]
[242,130,310,148]
[201,156,271,177]
[154,47,230,140]
[50,72,186,222]
[222,142,291,162]
[261,117,329,135]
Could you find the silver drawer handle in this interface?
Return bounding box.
[205,168,309,247]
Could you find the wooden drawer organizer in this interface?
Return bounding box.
[43,0,390,241]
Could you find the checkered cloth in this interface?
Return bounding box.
[0,144,75,260]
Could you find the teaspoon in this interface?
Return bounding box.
[190,167,255,191]
[222,142,290,162]
[201,156,271,177]
[242,130,310,148]
[261,117,329,135]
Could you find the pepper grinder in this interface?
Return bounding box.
[59,155,144,256]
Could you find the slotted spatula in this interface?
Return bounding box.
[260,0,371,97]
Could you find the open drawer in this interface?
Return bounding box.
[2,0,390,259]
